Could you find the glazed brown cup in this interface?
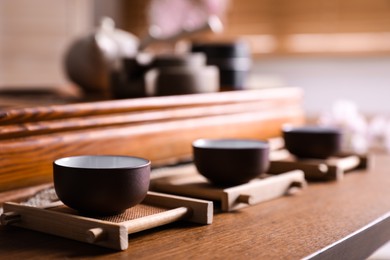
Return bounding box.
[283,125,343,159]
[193,139,270,186]
[153,66,219,96]
[152,53,206,68]
[53,155,151,216]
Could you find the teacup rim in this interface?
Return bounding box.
[192,138,269,150]
[53,155,151,170]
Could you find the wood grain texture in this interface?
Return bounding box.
[0,88,303,124]
[0,88,305,192]
[1,154,390,258]
[0,99,300,140]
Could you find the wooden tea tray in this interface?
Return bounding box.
[268,149,370,181]
[0,191,213,251]
[150,164,306,212]
[0,88,304,192]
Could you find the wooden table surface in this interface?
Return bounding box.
[1,154,390,259]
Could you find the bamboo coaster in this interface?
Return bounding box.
[151,164,306,212]
[268,149,370,181]
[1,191,213,250]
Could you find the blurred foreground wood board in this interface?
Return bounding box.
[0,87,305,192]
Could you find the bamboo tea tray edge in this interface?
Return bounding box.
[0,191,213,250]
[269,149,370,181]
[151,164,307,212]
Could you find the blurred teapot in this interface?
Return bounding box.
[64,17,139,96]
[64,16,223,97]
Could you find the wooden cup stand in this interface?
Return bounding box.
[150,164,307,212]
[1,191,213,250]
[268,148,370,181]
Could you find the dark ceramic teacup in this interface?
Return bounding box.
[152,53,206,68]
[147,53,219,96]
[282,125,343,159]
[153,65,219,96]
[53,155,151,216]
[192,139,270,186]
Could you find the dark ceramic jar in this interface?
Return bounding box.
[191,40,252,91]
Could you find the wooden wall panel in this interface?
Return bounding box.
[0,0,93,88]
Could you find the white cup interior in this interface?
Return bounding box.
[55,155,149,169]
[193,139,268,149]
[283,125,341,134]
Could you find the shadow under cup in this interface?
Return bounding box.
[53,155,151,216]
